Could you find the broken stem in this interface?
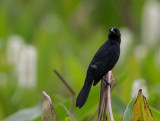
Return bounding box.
[54,70,76,113]
[97,80,106,121]
[97,71,114,121]
[54,70,75,95]
[107,71,114,121]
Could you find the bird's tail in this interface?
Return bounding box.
[76,76,93,108]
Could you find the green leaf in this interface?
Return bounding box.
[131,89,154,121]
[123,89,160,121]
[122,97,135,121]
[3,104,41,121]
[150,107,160,121]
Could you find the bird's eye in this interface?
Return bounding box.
[115,29,119,33]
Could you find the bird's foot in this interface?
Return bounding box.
[103,77,112,87]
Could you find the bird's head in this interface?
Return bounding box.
[108,27,121,41]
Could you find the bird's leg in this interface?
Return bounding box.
[103,77,112,87]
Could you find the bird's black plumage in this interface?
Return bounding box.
[76,27,121,108]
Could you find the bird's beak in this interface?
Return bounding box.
[110,28,116,34]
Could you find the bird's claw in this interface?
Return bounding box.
[103,77,112,87]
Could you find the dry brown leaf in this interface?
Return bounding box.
[41,91,58,121]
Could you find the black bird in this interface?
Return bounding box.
[76,27,121,108]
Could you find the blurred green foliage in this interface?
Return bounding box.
[0,0,160,120]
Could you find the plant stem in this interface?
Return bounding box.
[54,69,76,113]
[107,71,114,121]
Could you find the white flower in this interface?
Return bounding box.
[18,45,37,89]
[131,79,148,98]
[6,35,24,66]
[118,27,133,64]
[141,0,160,47]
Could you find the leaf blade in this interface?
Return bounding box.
[131,89,154,121]
[41,91,58,121]
[3,104,41,121]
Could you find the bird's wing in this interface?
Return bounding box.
[93,45,119,81]
[90,42,109,66]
